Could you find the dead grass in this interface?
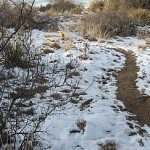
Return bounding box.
[44,0,83,16]
[76,119,86,132]
[80,99,93,111]
[64,38,73,51]
[137,30,150,39]
[42,48,54,54]
[116,49,150,126]
[145,39,150,46]
[123,0,150,10]
[34,75,48,84]
[104,0,121,11]
[80,12,136,39]
[60,31,65,40]
[68,71,80,78]
[88,0,104,13]
[128,8,150,25]
[10,86,48,100]
[43,41,61,49]
[137,44,147,50]
[79,53,89,60]
[50,93,62,100]
[98,141,117,150]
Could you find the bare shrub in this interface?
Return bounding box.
[0,1,15,28]
[30,13,59,31]
[0,0,59,31]
[42,0,83,15]
[0,1,84,149]
[80,11,136,39]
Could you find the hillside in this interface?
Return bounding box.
[0,0,150,149]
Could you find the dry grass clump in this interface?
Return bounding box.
[60,31,65,40]
[88,0,150,26]
[128,8,150,25]
[68,71,80,78]
[88,0,104,13]
[79,54,89,60]
[41,0,83,15]
[64,38,73,51]
[137,30,150,39]
[43,41,61,49]
[138,39,150,50]
[104,0,121,11]
[145,39,150,46]
[99,141,117,150]
[76,119,86,132]
[137,44,147,51]
[43,48,54,54]
[50,93,62,100]
[80,12,136,39]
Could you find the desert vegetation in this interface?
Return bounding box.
[39,0,83,15]
[0,0,150,149]
[81,0,150,40]
[0,0,83,149]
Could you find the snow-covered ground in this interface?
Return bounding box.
[2,16,150,150]
[100,36,150,96]
[28,25,150,149]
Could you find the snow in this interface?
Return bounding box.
[100,36,150,96]
[28,28,150,149]
[25,0,92,7]
[3,17,150,150]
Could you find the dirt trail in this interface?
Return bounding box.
[116,49,150,126]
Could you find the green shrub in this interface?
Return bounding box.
[128,8,150,25]
[4,42,24,67]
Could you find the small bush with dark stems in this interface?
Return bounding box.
[0,1,84,149]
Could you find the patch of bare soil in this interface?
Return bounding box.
[116,49,150,126]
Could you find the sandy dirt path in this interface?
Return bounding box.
[116,50,150,126]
